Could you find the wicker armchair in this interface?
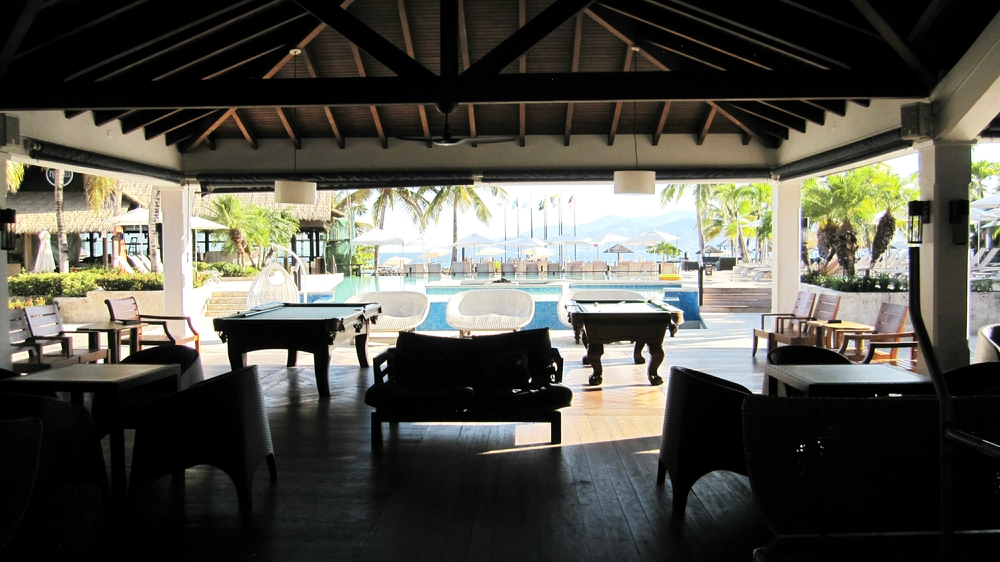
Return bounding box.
[0,417,43,553]
[445,289,535,338]
[656,366,751,520]
[975,323,1000,363]
[128,366,276,514]
[345,291,430,334]
[743,395,1000,560]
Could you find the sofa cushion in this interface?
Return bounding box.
[391,331,475,390]
[471,328,555,382]
[365,383,475,413]
[476,350,531,392]
[473,383,573,412]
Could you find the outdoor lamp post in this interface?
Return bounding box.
[907,200,930,245]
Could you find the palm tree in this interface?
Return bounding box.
[50,169,70,273]
[423,185,507,262]
[647,241,680,261]
[868,168,917,267]
[660,183,714,259]
[702,183,758,262]
[970,160,1000,200]
[205,195,254,266]
[353,188,428,272]
[6,161,25,192]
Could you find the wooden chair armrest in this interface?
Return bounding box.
[139,314,200,336]
[373,348,396,384]
[760,312,799,329]
[548,348,564,384]
[31,335,74,355]
[837,331,914,353]
[862,341,919,364]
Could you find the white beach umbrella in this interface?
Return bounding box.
[972,192,1000,209]
[350,228,405,246]
[418,248,452,259]
[522,247,556,259]
[381,256,412,267]
[545,234,593,245]
[33,230,55,273]
[190,216,227,230]
[499,236,547,248]
[452,233,496,246]
[594,233,627,244]
[102,208,154,226]
[622,230,680,244]
[476,246,506,256]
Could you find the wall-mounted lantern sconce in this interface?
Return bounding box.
[908,200,930,245]
[0,208,16,251]
[949,199,970,245]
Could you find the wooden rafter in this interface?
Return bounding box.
[907,0,948,44]
[760,100,825,125]
[276,107,302,149]
[16,0,155,60]
[463,0,595,79]
[804,99,846,116]
[564,12,583,147]
[652,102,670,146]
[399,0,431,143]
[586,7,686,70]
[0,0,44,82]
[848,0,935,87]
[697,104,716,145]
[121,110,178,135]
[518,0,527,147]
[300,46,344,149]
[352,44,387,149]
[64,110,85,119]
[167,111,227,147]
[711,101,782,148]
[232,108,258,149]
[93,110,131,127]
[728,101,806,133]
[608,46,635,147]
[145,109,217,140]
[458,0,477,145]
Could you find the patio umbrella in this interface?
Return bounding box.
[477,246,506,256]
[33,230,55,273]
[522,247,556,260]
[622,230,679,244]
[381,256,412,267]
[595,233,628,263]
[603,243,633,264]
[418,248,451,260]
[972,192,1000,209]
[500,236,547,248]
[350,228,405,246]
[452,233,495,261]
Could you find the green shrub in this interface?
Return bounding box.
[8,273,65,298]
[61,272,100,297]
[972,279,994,292]
[8,270,164,297]
[95,272,163,291]
[8,296,47,309]
[204,262,259,277]
[800,271,908,292]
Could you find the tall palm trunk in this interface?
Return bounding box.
[373,205,388,275]
[53,169,68,273]
[451,199,459,263]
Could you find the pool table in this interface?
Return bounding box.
[213,302,381,397]
[566,298,684,386]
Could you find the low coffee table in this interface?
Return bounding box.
[764,363,934,397]
[804,319,874,349]
[77,321,147,363]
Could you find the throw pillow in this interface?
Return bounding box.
[476,350,531,392]
[391,332,474,390]
[471,328,554,380]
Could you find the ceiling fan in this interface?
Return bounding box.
[396,113,517,147]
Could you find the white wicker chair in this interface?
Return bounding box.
[556,289,645,328]
[445,289,535,338]
[246,262,299,309]
[345,291,430,334]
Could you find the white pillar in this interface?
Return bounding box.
[771,179,803,313]
[0,153,10,369]
[159,183,194,325]
[917,142,972,372]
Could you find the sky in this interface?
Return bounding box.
[368,142,1000,256]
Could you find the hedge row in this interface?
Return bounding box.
[8,270,164,298]
[800,271,908,292]
[197,262,259,277]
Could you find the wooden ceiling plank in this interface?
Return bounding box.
[400,0,431,141]
[276,107,302,149]
[232,108,258,149]
[519,0,527,147]
[166,111,228,147]
[711,101,782,148]
[293,0,434,79]
[179,108,235,153]
[120,109,178,135]
[609,46,635,146]
[804,99,846,116]
[652,102,671,146]
[352,43,388,148]
[729,101,806,133]
[519,103,526,147]
[77,0,283,82]
[463,0,596,79]
[848,0,935,87]
[907,0,949,45]
[564,12,583,147]
[93,110,130,127]
[17,0,152,60]
[458,0,476,143]
[697,104,717,145]
[301,46,345,149]
[145,109,218,140]
[775,0,883,40]
[760,100,825,125]
[585,8,679,70]
[0,0,45,82]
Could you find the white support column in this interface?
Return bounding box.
[771,179,803,313]
[918,141,971,372]
[159,183,194,325]
[1,153,10,369]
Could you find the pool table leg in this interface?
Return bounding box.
[286,349,298,367]
[632,342,646,364]
[228,348,248,370]
[586,343,604,386]
[313,347,331,397]
[647,342,665,386]
[355,332,371,367]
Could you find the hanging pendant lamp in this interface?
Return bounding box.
[614,47,655,195]
[274,48,317,206]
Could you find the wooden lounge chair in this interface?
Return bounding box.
[105,296,201,353]
[837,302,912,366]
[8,309,81,373]
[23,304,108,365]
[751,291,816,356]
[769,293,842,350]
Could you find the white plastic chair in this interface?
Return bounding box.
[345,291,430,334]
[445,289,535,338]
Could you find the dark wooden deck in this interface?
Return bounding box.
[9,313,774,561]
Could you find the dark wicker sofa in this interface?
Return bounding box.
[366,328,572,446]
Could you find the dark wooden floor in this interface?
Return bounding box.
[5,314,775,561]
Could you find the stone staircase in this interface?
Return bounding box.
[700,286,771,313]
[204,290,249,318]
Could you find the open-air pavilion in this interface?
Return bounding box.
[3,1,1000,559]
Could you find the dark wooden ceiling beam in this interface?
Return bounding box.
[697,104,716,145]
[293,0,434,80]
[352,44,388,149]
[907,0,948,45]
[102,2,304,83]
[727,101,806,133]
[3,69,929,110]
[584,7,684,70]
[300,46,344,149]
[16,0,152,60]
[848,0,935,87]
[73,0,283,82]
[774,0,882,39]
[179,109,235,153]
[458,0,477,145]
[519,0,527,147]
[463,0,596,79]
[760,100,824,125]
[564,12,583,147]
[276,107,302,149]
[167,111,228,147]
[144,109,218,140]
[604,0,793,71]
[0,0,44,82]
[93,110,130,126]
[232,109,258,149]
[120,110,178,135]
[646,0,855,70]
[804,99,847,116]
[608,46,635,146]
[711,101,783,148]
[401,0,431,143]
[652,102,670,146]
